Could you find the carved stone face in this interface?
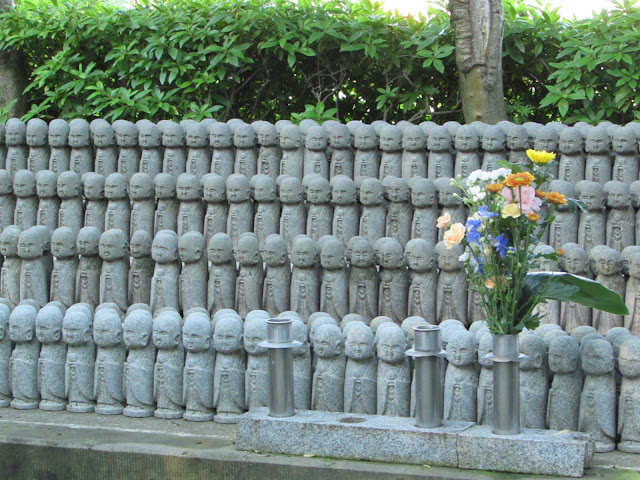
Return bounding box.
[438,185,461,207]
[154,174,176,199]
[359,178,383,206]
[252,176,276,202]
[320,239,344,269]
[9,307,36,343]
[99,230,128,261]
[405,239,433,272]
[83,174,105,200]
[330,125,350,149]
[582,339,614,375]
[115,122,138,148]
[437,246,462,271]
[279,126,301,150]
[26,119,48,147]
[578,183,603,210]
[51,228,76,258]
[454,126,479,152]
[0,227,20,257]
[482,127,506,153]
[182,315,211,352]
[548,337,579,374]
[305,127,327,150]
[129,173,153,200]
[612,127,637,154]
[233,125,256,149]
[202,175,226,202]
[36,307,62,344]
[386,177,409,202]
[559,128,583,155]
[138,123,161,148]
[36,171,57,198]
[153,314,181,349]
[306,177,331,204]
[13,170,36,197]
[68,120,91,148]
[93,312,122,347]
[257,125,278,147]
[446,332,476,367]
[350,240,374,267]
[152,232,179,263]
[630,254,640,279]
[562,248,588,274]
[48,120,69,148]
[345,325,374,360]
[279,178,303,203]
[0,170,13,195]
[57,172,81,198]
[596,250,620,276]
[618,340,640,378]
[243,318,267,355]
[76,227,100,256]
[427,127,451,152]
[18,229,43,260]
[411,179,436,207]
[313,324,342,358]
[130,231,151,258]
[261,235,287,266]
[606,182,629,208]
[534,128,558,152]
[179,232,205,263]
[377,328,406,363]
[104,174,128,200]
[6,119,26,146]
[92,122,116,148]
[291,237,317,268]
[176,174,200,201]
[161,123,185,147]
[226,175,250,202]
[378,241,404,269]
[585,128,610,154]
[208,234,234,264]
[379,126,402,152]
[506,125,528,150]
[331,176,356,205]
[214,317,243,353]
[123,312,152,348]
[402,126,426,151]
[63,312,91,346]
[354,125,377,150]
[185,123,208,148]
[209,123,233,148]
[477,334,493,368]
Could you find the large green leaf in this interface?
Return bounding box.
[524,272,629,315]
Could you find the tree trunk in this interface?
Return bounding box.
[0,0,27,118]
[450,0,507,124]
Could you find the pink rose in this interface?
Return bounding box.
[501,186,541,215]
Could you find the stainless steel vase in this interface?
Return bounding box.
[488,334,525,435]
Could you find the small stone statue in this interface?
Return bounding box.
[320,237,349,321]
[585,126,612,185]
[444,329,478,422]
[348,236,378,323]
[290,235,320,322]
[0,304,11,406]
[9,304,40,409]
[435,241,467,326]
[476,332,493,425]
[18,227,50,307]
[329,124,354,179]
[185,122,211,178]
[92,119,118,177]
[626,252,640,336]
[548,180,578,250]
[534,125,560,176]
[376,323,410,417]
[0,124,5,168]
[375,238,407,324]
[427,126,453,179]
[358,177,385,246]
[279,176,306,251]
[207,233,237,315]
[454,125,481,178]
[14,169,38,230]
[226,173,253,248]
[251,174,280,247]
[154,173,178,235]
[401,125,427,180]
[63,308,95,412]
[99,229,129,313]
[128,230,153,306]
[202,174,228,245]
[137,120,163,179]
[182,312,215,421]
[353,124,380,181]
[604,180,635,251]
[5,118,28,175]
[405,239,437,320]
[104,173,131,238]
[233,123,258,177]
[123,310,155,417]
[558,127,585,184]
[257,123,281,180]
[233,233,263,318]
[305,175,332,242]
[331,175,359,247]
[36,305,66,410]
[47,119,70,174]
[481,125,507,171]
[243,314,269,411]
[83,173,106,234]
[262,234,290,317]
[113,120,140,181]
[546,335,582,431]
[279,124,304,180]
[68,119,93,177]
[75,227,102,308]
[160,121,186,178]
[178,231,208,312]
[35,170,59,232]
[93,308,126,415]
[209,122,234,179]
[50,227,78,309]
[129,172,155,239]
[435,178,466,234]
[344,322,377,414]
[150,230,180,314]
[176,173,204,237]
[26,118,49,173]
[576,180,606,252]
[612,126,639,183]
[579,338,617,452]
[311,323,345,412]
[559,243,592,332]
[304,126,329,178]
[519,333,549,429]
[213,313,246,423]
[410,177,438,245]
[56,171,83,237]
[0,170,16,232]
[153,311,185,418]
[506,124,530,168]
[593,246,625,333]
[618,337,640,452]
[378,125,403,179]
[292,317,312,409]
[384,176,412,248]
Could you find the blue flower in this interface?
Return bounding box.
[492,234,509,258]
[465,218,483,244]
[478,205,498,219]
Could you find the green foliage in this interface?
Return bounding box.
[0,0,639,124]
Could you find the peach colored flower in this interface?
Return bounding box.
[443,223,465,248]
[484,278,496,289]
[501,185,542,214]
[556,248,566,256]
[437,212,452,229]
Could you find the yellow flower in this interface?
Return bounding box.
[486,183,502,193]
[556,248,566,256]
[503,171,535,188]
[484,278,496,289]
[536,189,547,199]
[546,191,568,205]
[527,149,556,164]
[501,203,521,218]
[443,223,465,248]
[437,212,452,229]
[527,213,541,222]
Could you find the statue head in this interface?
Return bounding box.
[208,233,234,264]
[36,305,63,344]
[235,232,261,265]
[62,310,92,346]
[618,338,640,378]
[358,177,383,206]
[402,125,426,151]
[26,118,48,147]
[593,246,621,276]
[313,324,343,358]
[481,125,506,153]
[104,173,128,200]
[409,177,436,208]
[446,329,477,367]
[123,310,153,348]
[243,315,268,355]
[320,237,345,270]
[383,175,409,203]
[57,171,81,199]
[179,231,205,263]
[379,125,402,152]
[604,180,630,208]
[434,177,462,207]
[68,119,91,148]
[256,123,278,147]
[185,122,209,148]
[176,173,201,201]
[329,124,350,149]
[377,323,407,363]
[477,332,493,368]
[506,124,528,150]
[435,240,463,272]
[76,227,101,256]
[279,175,303,204]
[454,125,479,152]
[233,123,256,149]
[377,237,404,269]
[202,174,226,203]
[559,127,584,155]
[36,170,58,198]
[82,173,105,201]
[330,175,356,205]
[13,169,36,198]
[153,311,182,349]
[9,304,37,343]
[612,126,637,154]
[548,335,580,374]
[129,173,154,200]
[354,124,377,150]
[182,313,211,352]
[348,236,374,267]
[582,338,614,375]
[291,235,317,268]
[0,169,13,195]
[18,227,47,260]
[585,126,610,154]
[261,234,287,266]
[154,173,177,200]
[405,238,434,272]
[137,121,161,148]
[209,122,233,148]
[160,121,185,147]
[152,230,179,263]
[48,119,69,148]
[93,308,123,347]
[90,119,116,148]
[113,120,138,148]
[5,118,26,146]
[213,314,243,353]
[427,126,452,152]
[306,176,331,204]
[251,174,276,202]
[0,225,21,257]
[345,322,374,360]
[0,304,9,341]
[279,124,301,150]
[99,229,129,261]
[226,174,250,202]
[560,243,588,274]
[51,227,76,259]
[575,180,604,211]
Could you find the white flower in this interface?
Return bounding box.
[491,168,511,181]
[468,185,487,202]
[459,251,470,262]
[466,170,484,186]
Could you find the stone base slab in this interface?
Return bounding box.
[237,409,593,477]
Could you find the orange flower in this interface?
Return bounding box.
[486,183,502,193]
[443,223,465,248]
[556,248,566,256]
[503,171,535,188]
[546,192,568,205]
[484,278,496,289]
[527,213,541,222]
[536,190,547,199]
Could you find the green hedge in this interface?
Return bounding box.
[0,0,639,124]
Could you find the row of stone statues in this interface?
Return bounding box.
[3,221,640,335]
[2,117,640,185]
[2,300,639,454]
[3,167,640,256]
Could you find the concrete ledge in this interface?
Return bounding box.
[236,408,473,467]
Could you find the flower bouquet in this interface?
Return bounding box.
[437,150,629,335]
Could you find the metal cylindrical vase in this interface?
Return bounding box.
[406,325,448,429]
[489,334,523,435]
